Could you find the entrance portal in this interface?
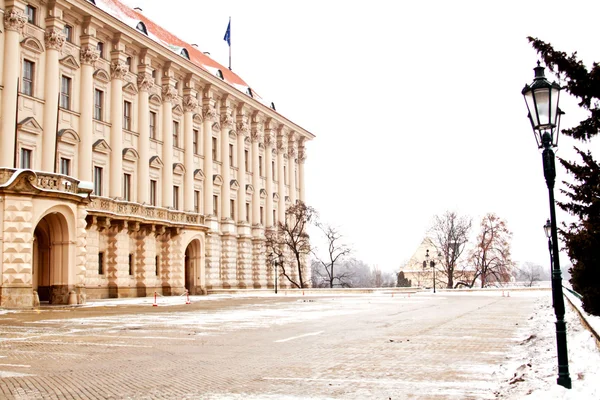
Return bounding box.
[32,212,71,304]
[184,239,201,294]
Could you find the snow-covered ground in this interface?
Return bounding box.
[496,292,600,399]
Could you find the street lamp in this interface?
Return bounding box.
[424,249,436,294]
[268,252,279,294]
[523,63,571,389]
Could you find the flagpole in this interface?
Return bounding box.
[228,16,231,70]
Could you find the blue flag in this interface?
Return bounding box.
[223,20,231,46]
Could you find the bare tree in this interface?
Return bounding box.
[465,213,514,288]
[514,262,544,287]
[265,201,316,288]
[429,211,472,288]
[312,224,352,288]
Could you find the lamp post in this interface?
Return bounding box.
[425,249,436,294]
[522,62,571,389]
[544,218,553,273]
[268,252,278,294]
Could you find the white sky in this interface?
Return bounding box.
[126,0,599,272]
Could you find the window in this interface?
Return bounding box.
[272,161,275,179]
[213,195,218,216]
[212,137,218,160]
[173,186,179,210]
[246,203,250,222]
[22,60,34,96]
[173,121,179,147]
[136,21,148,35]
[96,42,104,58]
[273,210,277,225]
[245,150,249,171]
[155,255,159,276]
[63,24,73,43]
[194,190,200,213]
[60,158,71,175]
[94,89,103,120]
[126,57,132,68]
[123,101,132,130]
[149,111,156,139]
[20,148,32,169]
[123,173,131,201]
[60,76,71,109]
[259,155,263,176]
[229,144,234,166]
[230,199,235,220]
[98,252,104,275]
[94,166,103,196]
[284,166,287,184]
[128,254,134,276]
[260,206,264,225]
[25,5,35,24]
[193,129,199,154]
[150,179,157,206]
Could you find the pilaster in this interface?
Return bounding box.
[277,127,287,223]
[183,85,199,212]
[109,39,128,198]
[251,119,263,233]
[264,123,275,227]
[220,101,233,231]
[137,50,154,204]
[161,68,177,208]
[79,29,100,182]
[202,93,217,221]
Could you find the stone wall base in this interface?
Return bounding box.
[85,286,187,299]
[0,287,34,308]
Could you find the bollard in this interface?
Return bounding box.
[507,291,510,297]
[153,291,158,307]
[185,290,191,305]
[502,291,505,297]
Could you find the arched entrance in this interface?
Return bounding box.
[32,212,71,304]
[184,239,202,294]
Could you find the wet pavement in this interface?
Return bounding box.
[0,291,543,399]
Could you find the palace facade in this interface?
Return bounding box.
[0,0,314,307]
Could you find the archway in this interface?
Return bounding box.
[184,239,202,294]
[32,212,71,304]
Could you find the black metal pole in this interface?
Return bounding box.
[274,261,278,294]
[541,132,572,389]
[432,262,436,294]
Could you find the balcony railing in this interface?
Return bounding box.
[0,168,86,196]
[87,197,205,226]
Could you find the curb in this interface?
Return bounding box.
[564,289,600,348]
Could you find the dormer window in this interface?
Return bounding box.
[246,88,253,98]
[136,21,148,35]
[270,102,276,111]
[180,48,190,60]
[216,70,224,80]
[88,0,96,4]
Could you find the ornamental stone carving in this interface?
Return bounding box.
[236,120,250,136]
[202,105,217,122]
[137,73,154,91]
[161,84,178,104]
[182,95,199,113]
[276,138,286,152]
[4,8,27,32]
[288,145,297,158]
[298,147,307,163]
[44,27,66,51]
[220,109,234,129]
[251,131,263,143]
[80,45,100,66]
[264,131,274,147]
[110,61,129,80]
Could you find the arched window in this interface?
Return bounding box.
[246,88,253,98]
[180,48,190,60]
[136,21,148,35]
[88,0,96,4]
[216,70,224,80]
[270,102,276,111]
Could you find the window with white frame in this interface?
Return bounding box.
[20,148,32,169]
[60,157,71,175]
[94,89,103,120]
[94,166,103,196]
[60,76,71,109]
[22,60,34,96]
[123,101,132,130]
[123,173,131,201]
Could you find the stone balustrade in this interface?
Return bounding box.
[87,197,205,227]
[0,168,85,196]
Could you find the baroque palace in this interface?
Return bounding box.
[0,0,313,307]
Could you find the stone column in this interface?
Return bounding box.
[277,130,287,223]
[136,67,154,203]
[183,92,198,211]
[161,82,177,208]
[251,124,262,228]
[236,116,249,224]
[220,105,233,226]
[264,128,274,227]
[202,100,216,217]
[288,132,297,205]
[298,140,307,203]
[1,7,27,167]
[42,26,66,172]
[78,43,99,182]
[109,58,128,198]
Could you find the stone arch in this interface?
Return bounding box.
[184,236,205,295]
[32,206,75,304]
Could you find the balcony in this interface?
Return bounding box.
[0,168,91,200]
[86,197,205,227]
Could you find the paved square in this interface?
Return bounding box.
[0,291,543,399]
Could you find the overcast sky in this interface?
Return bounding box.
[127,0,599,272]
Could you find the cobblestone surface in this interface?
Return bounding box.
[0,292,542,399]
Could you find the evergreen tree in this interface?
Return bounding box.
[529,37,600,315]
